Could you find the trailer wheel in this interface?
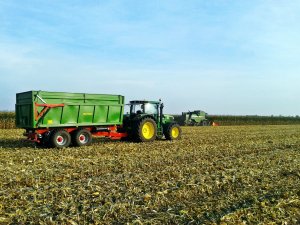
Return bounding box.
[36,140,44,148]
[36,132,51,148]
[164,123,182,140]
[135,118,157,142]
[72,129,92,146]
[50,129,71,148]
[36,137,48,148]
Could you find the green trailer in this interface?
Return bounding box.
[16,91,181,148]
[16,90,124,128]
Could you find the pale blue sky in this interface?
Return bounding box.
[0,0,299,115]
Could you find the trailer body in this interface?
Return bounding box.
[16,91,124,129]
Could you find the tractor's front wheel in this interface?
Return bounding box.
[134,118,157,142]
[164,123,182,140]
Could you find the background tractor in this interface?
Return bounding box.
[175,110,210,126]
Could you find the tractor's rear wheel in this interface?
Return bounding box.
[72,129,92,147]
[164,123,182,140]
[134,118,157,142]
[49,129,71,148]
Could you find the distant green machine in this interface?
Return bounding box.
[176,110,210,126]
[16,91,181,148]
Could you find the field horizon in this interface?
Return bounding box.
[1,111,300,129]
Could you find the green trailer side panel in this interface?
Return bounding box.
[61,106,79,124]
[78,105,94,124]
[94,105,109,123]
[42,107,63,126]
[108,106,124,123]
[16,91,125,129]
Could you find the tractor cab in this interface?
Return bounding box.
[123,100,181,142]
[129,100,159,116]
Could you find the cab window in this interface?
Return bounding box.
[144,103,158,114]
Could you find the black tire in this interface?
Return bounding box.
[121,135,134,142]
[36,131,51,148]
[49,129,71,148]
[164,123,182,140]
[201,120,209,126]
[35,140,44,148]
[71,129,92,147]
[134,118,157,142]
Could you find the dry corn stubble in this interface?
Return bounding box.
[0,125,299,224]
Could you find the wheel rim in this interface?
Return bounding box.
[56,135,67,146]
[142,122,155,139]
[78,133,88,144]
[171,127,180,138]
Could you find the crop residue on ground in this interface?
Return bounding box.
[0,126,299,224]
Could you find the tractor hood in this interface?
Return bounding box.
[163,114,175,123]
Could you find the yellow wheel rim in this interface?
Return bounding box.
[172,127,180,138]
[142,122,155,139]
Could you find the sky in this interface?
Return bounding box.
[0,0,299,115]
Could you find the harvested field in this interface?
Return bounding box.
[0,126,299,224]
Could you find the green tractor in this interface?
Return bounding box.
[123,100,182,141]
[176,110,210,126]
[16,91,181,148]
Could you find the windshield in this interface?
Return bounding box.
[144,103,158,114]
[130,103,158,114]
